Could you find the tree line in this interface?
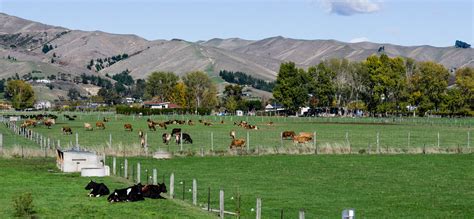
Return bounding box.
[273,54,473,116]
[219,70,275,92]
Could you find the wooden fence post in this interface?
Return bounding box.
[192,179,197,205]
[124,159,128,178]
[219,190,224,219]
[109,134,112,149]
[75,133,79,147]
[437,132,440,148]
[280,132,283,148]
[153,169,157,185]
[256,198,262,219]
[47,138,50,149]
[299,209,305,219]
[211,132,214,151]
[170,173,175,199]
[137,162,141,183]
[376,132,380,154]
[112,157,116,175]
[0,133,3,154]
[247,131,250,152]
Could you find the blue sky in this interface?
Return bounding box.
[0,0,472,47]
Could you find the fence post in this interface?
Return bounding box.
[145,133,148,148]
[75,133,79,147]
[193,179,197,205]
[57,139,61,149]
[376,132,380,154]
[437,132,440,148]
[124,159,128,178]
[280,132,283,148]
[219,190,224,219]
[170,173,175,199]
[40,135,43,148]
[299,209,305,219]
[180,134,183,151]
[207,187,211,211]
[468,131,471,151]
[112,157,116,175]
[109,134,112,149]
[256,198,262,219]
[153,169,157,185]
[47,138,50,149]
[137,162,141,183]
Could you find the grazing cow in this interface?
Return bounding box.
[298,132,313,140]
[171,128,181,136]
[230,139,246,149]
[230,130,236,139]
[204,122,212,126]
[68,117,75,121]
[187,120,194,126]
[85,180,110,197]
[107,184,144,203]
[293,135,312,144]
[267,121,274,126]
[96,121,105,130]
[246,125,258,130]
[281,131,296,140]
[220,120,224,124]
[103,117,110,122]
[162,133,171,145]
[175,133,192,144]
[124,123,133,132]
[84,123,93,131]
[43,118,55,129]
[147,119,157,131]
[138,130,144,139]
[142,183,167,199]
[158,122,167,130]
[198,120,203,123]
[62,126,72,135]
[21,119,37,128]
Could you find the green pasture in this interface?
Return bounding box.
[113,154,474,218]
[0,158,213,218]
[1,113,473,154]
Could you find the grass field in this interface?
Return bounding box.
[112,154,474,218]
[0,158,214,218]
[0,155,471,218]
[2,113,473,155]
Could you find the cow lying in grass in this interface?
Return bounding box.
[85,180,110,197]
[142,183,167,199]
[108,183,144,203]
[230,138,246,149]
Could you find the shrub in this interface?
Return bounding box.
[12,193,35,217]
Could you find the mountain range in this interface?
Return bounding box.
[0,12,473,100]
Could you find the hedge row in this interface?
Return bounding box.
[115,105,212,115]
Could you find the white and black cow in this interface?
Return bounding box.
[142,183,167,199]
[85,180,110,197]
[107,183,144,203]
[175,133,193,144]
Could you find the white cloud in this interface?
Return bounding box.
[349,37,370,43]
[321,0,381,16]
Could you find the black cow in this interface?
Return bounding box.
[142,183,167,199]
[171,128,181,136]
[175,133,193,144]
[85,180,110,197]
[107,183,144,203]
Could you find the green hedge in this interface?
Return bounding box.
[115,105,212,115]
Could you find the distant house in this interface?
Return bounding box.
[265,103,285,112]
[35,79,50,84]
[34,100,52,110]
[143,101,181,109]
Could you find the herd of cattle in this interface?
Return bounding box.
[16,114,314,149]
[85,180,167,202]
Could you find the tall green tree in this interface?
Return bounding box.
[455,67,474,109]
[408,61,449,115]
[5,80,35,109]
[182,71,217,110]
[273,62,310,113]
[145,72,179,101]
[308,62,336,107]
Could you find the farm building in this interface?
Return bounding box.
[56,149,109,176]
[143,101,181,109]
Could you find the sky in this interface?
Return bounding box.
[0,0,472,47]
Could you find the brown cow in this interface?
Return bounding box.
[204,122,212,126]
[158,122,167,130]
[298,132,313,140]
[44,118,55,129]
[124,123,133,131]
[62,126,73,135]
[96,121,105,130]
[230,139,246,149]
[281,131,296,140]
[293,135,312,144]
